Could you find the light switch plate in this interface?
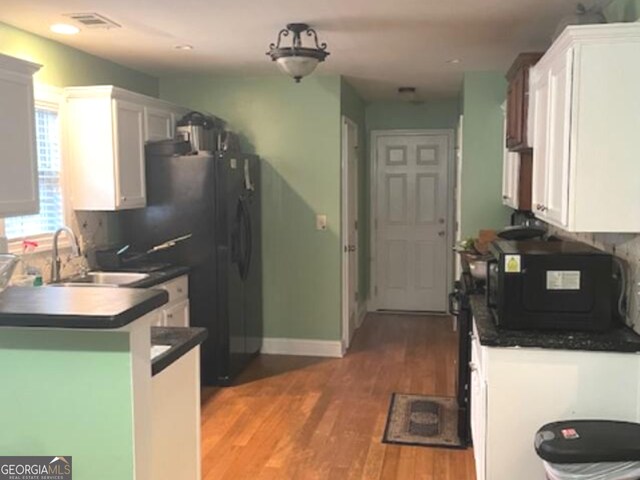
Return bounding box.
[316,214,328,231]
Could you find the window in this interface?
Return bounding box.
[2,88,66,248]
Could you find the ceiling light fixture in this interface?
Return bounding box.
[447,58,461,64]
[266,23,330,83]
[174,44,194,51]
[50,23,80,35]
[398,87,419,103]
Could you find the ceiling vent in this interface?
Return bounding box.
[63,13,121,29]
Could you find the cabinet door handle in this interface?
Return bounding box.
[167,314,173,319]
[177,287,184,294]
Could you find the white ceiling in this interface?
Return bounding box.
[1,0,581,100]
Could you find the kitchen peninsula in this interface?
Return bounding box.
[0,285,206,480]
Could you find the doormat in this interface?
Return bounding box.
[382,393,464,448]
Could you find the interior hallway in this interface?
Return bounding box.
[200,313,477,479]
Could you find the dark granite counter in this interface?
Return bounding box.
[469,293,640,353]
[151,326,207,376]
[0,286,168,329]
[126,265,189,288]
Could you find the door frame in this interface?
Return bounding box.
[341,115,360,352]
[369,129,456,312]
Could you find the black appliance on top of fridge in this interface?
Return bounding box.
[119,140,262,386]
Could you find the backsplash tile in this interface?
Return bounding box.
[10,210,118,284]
[548,226,640,333]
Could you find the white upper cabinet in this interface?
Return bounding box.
[64,86,186,211]
[501,104,520,210]
[0,54,41,218]
[144,105,173,142]
[529,24,640,232]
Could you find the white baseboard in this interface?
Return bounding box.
[261,337,344,358]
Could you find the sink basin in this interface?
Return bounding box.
[52,271,150,287]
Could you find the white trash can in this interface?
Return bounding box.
[535,420,640,480]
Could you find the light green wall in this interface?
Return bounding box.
[0,22,158,96]
[604,0,640,21]
[160,75,342,340]
[340,79,368,305]
[0,330,136,479]
[460,72,511,239]
[365,99,460,131]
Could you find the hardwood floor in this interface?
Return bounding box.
[200,313,477,480]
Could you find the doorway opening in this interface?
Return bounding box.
[369,129,455,313]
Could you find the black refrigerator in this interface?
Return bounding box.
[120,141,262,386]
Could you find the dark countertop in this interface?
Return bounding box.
[126,265,190,288]
[469,294,640,353]
[458,252,640,353]
[151,326,207,376]
[0,286,168,329]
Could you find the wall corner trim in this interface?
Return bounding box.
[261,338,344,358]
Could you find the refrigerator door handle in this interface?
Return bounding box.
[244,159,255,191]
[238,197,252,280]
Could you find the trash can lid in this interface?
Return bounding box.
[535,420,640,464]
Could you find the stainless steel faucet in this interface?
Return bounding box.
[51,226,82,283]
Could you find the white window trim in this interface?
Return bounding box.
[2,84,72,255]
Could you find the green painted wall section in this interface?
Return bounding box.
[160,75,342,340]
[460,72,511,239]
[0,22,158,96]
[604,0,640,21]
[365,99,460,132]
[0,329,135,479]
[339,79,368,305]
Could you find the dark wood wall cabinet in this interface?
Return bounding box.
[505,52,543,152]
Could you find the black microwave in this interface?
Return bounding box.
[486,240,614,332]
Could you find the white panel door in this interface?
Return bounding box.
[342,118,359,347]
[374,132,451,311]
[113,99,146,209]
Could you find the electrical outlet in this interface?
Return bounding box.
[316,214,328,231]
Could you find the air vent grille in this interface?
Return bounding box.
[64,13,121,29]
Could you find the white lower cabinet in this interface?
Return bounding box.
[163,299,189,327]
[470,316,640,480]
[151,347,201,480]
[153,275,190,327]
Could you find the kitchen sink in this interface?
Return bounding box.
[52,271,150,287]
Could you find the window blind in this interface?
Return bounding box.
[5,108,64,239]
